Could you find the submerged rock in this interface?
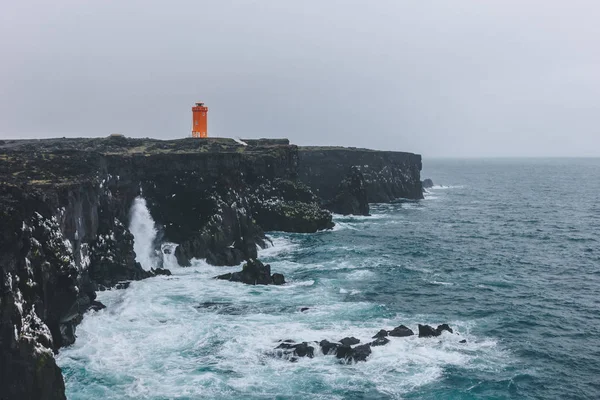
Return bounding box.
[88,301,106,312]
[388,325,414,337]
[215,259,285,285]
[151,268,172,276]
[370,337,390,347]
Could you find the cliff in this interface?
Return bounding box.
[0,137,422,399]
[298,147,423,215]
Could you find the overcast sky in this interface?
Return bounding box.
[1,1,599,157]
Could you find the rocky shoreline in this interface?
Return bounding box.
[0,137,422,400]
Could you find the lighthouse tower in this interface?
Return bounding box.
[192,102,208,138]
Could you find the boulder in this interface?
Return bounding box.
[339,337,360,346]
[388,325,414,337]
[437,324,453,334]
[372,329,388,339]
[422,178,434,189]
[418,324,454,338]
[335,345,354,360]
[271,273,286,285]
[275,341,314,359]
[418,324,440,338]
[351,344,372,362]
[335,343,372,363]
[319,340,340,355]
[215,259,285,285]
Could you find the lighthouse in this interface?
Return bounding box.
[192,102,208,138]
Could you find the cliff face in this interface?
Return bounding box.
[298,147,423,215]
[0,137,422,400]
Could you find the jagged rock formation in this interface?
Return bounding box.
[422,178,434,189]
[298,147,423,216]
[215,259,285,285]
[0,137,423,399]
[323,166,369,216]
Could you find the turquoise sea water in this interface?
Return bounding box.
[57,158,600,399]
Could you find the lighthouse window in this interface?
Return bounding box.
[202,113,206,116]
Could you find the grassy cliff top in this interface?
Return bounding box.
[0,137,292,155]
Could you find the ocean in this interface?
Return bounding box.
[56,158,600,399]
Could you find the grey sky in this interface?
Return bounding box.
[1,0,599,157]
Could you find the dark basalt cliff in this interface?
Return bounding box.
[0,137,422,400]
[298,147,423,215]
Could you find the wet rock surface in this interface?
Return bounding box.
[298,147,424,214]
[215,259,286,285]
[0,137,423,399]
[389,325,415,337]
[275,324,455,364]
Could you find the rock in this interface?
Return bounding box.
[437,324,453,334]
[372,329,389,339]
[388,325,414,337]
[418,324,454,338]
[115,281,131,290]
[298,148,424,208]
[88,301,106,312]
[300,307,310,312]
[459,339,467,344]
[271,273,286,285]
[276,342,298,350]
[422,178,434,189]
[152,268,172,276]
[339,337,361,346]
[325,166,369,216]
[0,137,424,397]
[320,340,340,355]
[334,343,372,363]
[370,337,390,347]
[215,259,285,285]
[275,341,314,359]
[418,324,441,338]
[351,344,372,362]
[335,345,354,360]
[293,342,315,358]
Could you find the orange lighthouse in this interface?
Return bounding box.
[192,102,208,138]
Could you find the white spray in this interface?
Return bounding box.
[129,197,159,271]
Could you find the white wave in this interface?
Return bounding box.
[258,235,297,258]
[332,213,387,221]
[346,269,375,280]
[430,280,455,286]
[129,197,159,271]
[57,257,509,400]
[161,242,179,270]
[331,222,359,231]
[429,185,465,190]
